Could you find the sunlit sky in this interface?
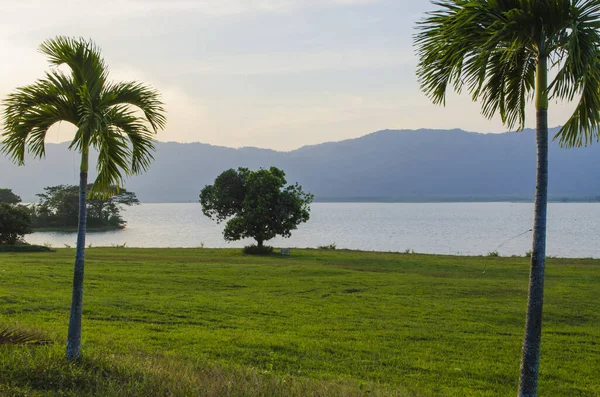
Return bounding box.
[0,0,576,150]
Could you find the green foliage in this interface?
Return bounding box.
[200,167,314,248]
[242,244,274,255]
[0,189,31,245]
[0,188,21,204]
[414,0,600,147]
[487,251,499,257]
[30,185,139,230]
[0,249,599,396]
[0,203,32,245]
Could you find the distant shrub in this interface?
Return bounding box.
[0,203,32,245]
[524,250,532,258]
[487,251,499,257]
[318,243,336,250]
[29,185,139,231]
[243,245,273,255]
[404,248,415,254]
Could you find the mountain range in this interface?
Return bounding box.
[1,127,599,203]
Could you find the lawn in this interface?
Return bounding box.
[0,248,598,396]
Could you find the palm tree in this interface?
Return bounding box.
[414,1,600,395]
[1,36,166,360]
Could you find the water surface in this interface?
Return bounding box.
[27,202,600,258]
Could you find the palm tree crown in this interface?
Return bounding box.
[415,0,600,146]
[2,36,166,193]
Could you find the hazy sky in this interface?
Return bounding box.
[0,0,577,150]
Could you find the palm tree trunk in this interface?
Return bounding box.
[518,55,548,397]
[66,151,89,361]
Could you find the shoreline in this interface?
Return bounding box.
[11,246,599,260]
[132,199,600,204]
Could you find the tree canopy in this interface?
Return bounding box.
[30,185,139,230]
[0,188,22,205]
[0,203,32,245]
[200,167,313,250]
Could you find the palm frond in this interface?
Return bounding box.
[415,0,540,130]
[105,105,156,174]
[89,127,130,197]
[550,0,600,146]
[39,36,108,94]
[475,47,536,130]
[554,54,600,147]
[2,75,78,164]
[102,81,167,132]
[0,326,52,346]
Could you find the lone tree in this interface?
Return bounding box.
[0,188,22,205]
[1,37,166,360]
[0,203,32,245]
[415,1,600,395]
[200,167,313,251]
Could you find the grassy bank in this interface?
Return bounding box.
[0,248,598,396]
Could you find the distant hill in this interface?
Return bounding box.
[1,127,600,202]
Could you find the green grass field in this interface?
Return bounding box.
[0,248,598,396]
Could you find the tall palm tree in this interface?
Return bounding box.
[1,36,166,360]
[414,1,600,395]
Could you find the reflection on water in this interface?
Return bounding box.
[26,202,600,258]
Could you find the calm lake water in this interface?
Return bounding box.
[26,202,600,258]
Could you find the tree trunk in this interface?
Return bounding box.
[518,55,548,397]
[66,151,89,361]
[256,238,263,248]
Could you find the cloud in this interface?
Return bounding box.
[164,49,414,76]
[0,38,47,90]
[6,0,573,153]
[1,0,384,24]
